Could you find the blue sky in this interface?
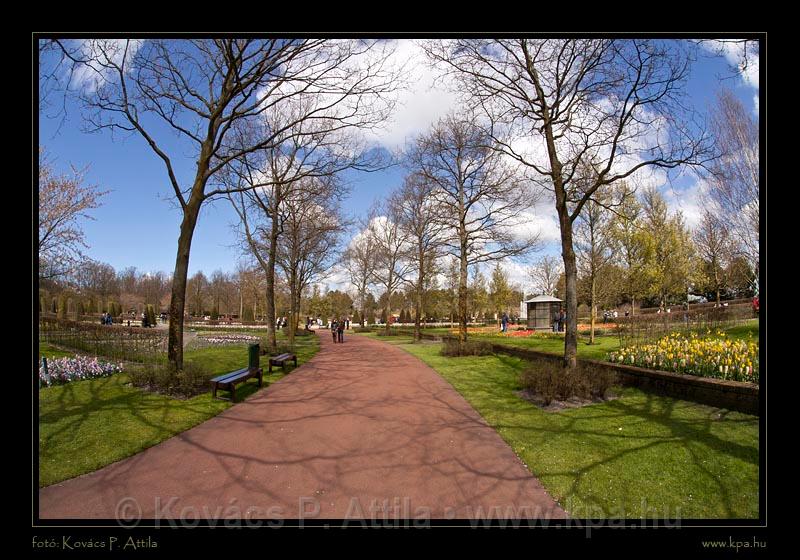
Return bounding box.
[38,39,759,287]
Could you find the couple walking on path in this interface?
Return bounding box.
[331,318,346,343]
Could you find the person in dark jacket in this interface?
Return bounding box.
[337,318,345,342]
[331,319,339,343]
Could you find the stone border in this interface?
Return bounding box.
[377,328,760,416]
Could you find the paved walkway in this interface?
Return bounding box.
[40,331,566,521]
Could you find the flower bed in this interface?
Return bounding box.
[195,333,261,346]
[39,356,123,387]
[608,332,758,383]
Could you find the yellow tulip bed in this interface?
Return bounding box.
[608,331,759,384]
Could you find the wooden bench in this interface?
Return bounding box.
[268,352,297,374]
[210,366,262,402]
[210,343,263,401]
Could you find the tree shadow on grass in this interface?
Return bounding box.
[38,343,319,487]
[425,352,758,518]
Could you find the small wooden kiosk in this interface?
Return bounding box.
[524,295,562,331]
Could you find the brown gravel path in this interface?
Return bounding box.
[39,331,566,521]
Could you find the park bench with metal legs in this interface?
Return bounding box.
[210,343,263,402]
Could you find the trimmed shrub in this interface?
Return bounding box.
[353,327,373,333]
[57,295,68,319]
[440,338,494,357]
[211,305,219,320]
[520,361,617,405]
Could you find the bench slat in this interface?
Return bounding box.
[269,353,296,363]
[211,368,249,384]
[220,371,251,383]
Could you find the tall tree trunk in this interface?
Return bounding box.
[552,167,578,369]
[458,178,468,344]
[360,283,367,327]
[590,273,596,345]
[264,213,279,354]
[288,270,298,349]
[561,234,579,369]
[414,246,424,343]
[167,197,202,373]
[384,288,393,334]
[458,247,468,344]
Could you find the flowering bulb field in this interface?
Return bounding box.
[39,356,123,387]
[608,331,759,383]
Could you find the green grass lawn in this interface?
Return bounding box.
[39,342,77,360]
[38,332,319,487]
[356,332,759,519]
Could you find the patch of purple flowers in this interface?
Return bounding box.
[39,356,123,387]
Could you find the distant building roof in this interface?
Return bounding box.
[523,295,562,303]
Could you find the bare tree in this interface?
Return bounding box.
[390,172,446,342]
[528,255,562,297]
[42,38,399,372]
[706,89,759,286]
[343,231,378,327]
[408,113,538,343]
[38,149,107,280]
[72,261,119,302]
[276,179,346,347]
[226,97,373,351]
[426,39,714,366]
[367,204,414,334]
[186,271,209,317]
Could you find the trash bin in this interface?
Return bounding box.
[248,343,260,370]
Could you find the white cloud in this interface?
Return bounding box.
[69,39,143,93]
[701,40,760,91]
[366,40,460,149]
[661,173,710,229]
[513,208,561,245]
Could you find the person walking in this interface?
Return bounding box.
[501,312,509,333]
[552,309,559,333]
[337,318,345,343]
[558,309,565,332]
[331,319,339,343]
